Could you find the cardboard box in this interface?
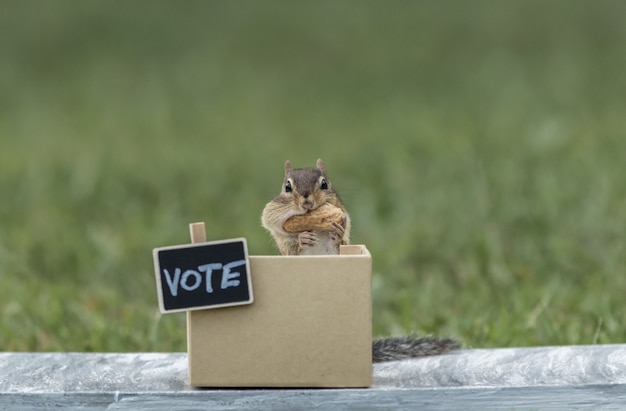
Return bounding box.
[187,244,372,387]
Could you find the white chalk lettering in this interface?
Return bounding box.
[198,263,223,293]
[180,270,202,291]
[221,260,245,289]
[163,268,182,297]
[162,259,247,298]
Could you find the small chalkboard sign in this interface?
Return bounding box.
[152,238,253,313]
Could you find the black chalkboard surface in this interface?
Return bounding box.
[153,238,253,313]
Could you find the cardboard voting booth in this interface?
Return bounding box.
[153,223,372,388]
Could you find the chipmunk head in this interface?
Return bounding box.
[282,159,333,212]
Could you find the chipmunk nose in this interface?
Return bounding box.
[301,194,314,210]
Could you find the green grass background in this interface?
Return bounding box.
[1,1,625,351]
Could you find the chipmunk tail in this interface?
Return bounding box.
[372,335,461,362]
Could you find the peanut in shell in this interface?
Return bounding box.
[283,203,344,233]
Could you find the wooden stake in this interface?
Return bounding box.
[187,222,207,357]
[189,222,207,244]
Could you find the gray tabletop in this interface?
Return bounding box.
[2,345,626,410]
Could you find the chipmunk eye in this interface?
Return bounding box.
[285,180,292,193]
[320,178,328,190]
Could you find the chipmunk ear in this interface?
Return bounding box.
[284,160,292,176]
[316,158,326,174]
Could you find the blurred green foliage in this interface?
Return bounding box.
[1,1,625,351]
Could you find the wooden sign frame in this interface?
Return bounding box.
[153,236,254,313]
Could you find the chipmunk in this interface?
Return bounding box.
[261,159,461,362]
[261,158,351,255]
